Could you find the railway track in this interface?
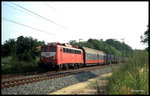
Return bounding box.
[1,71,83,89]
[1,63,119,89]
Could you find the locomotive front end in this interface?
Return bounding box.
[38,45,58,70]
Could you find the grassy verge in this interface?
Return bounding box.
[1,56,12,64]
[106,51,149,94]
[1,56,45,75]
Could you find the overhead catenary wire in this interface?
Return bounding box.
[4,2,84,41]
[10,2,82,38]
[2,18,56,36]
[3,3,57,37]
[10,2,70,31]
[43,2,58,12]
[42,2,79,35]
[3,3,42,21]
[4,2,58,28]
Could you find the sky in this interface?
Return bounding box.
[1,1,149,50]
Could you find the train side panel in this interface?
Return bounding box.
[81,47,106,65]
[57,46,83,65]
[106,54,111,64]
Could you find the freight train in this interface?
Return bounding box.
[38,42,127,71]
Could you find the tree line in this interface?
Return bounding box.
[2,24,148,63]
[1,36,45,62]
[69,24,149,57]
[1,36,134,63]
[69,38,133,57]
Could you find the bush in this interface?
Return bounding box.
[107,51,149,94]
[2,56,44,75]
[1,56,12,64]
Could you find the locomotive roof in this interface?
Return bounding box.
[58,45,82,51]
[82,47,106,55]
[41,44,82,50]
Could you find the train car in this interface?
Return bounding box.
[38,42,128,71]
[79,47,106,66]
[114,56,119,64]
[122,57,128,63]
[118,56,121,63]
[38,43,83,70]
[110,55,115,64]
[106,54,111,64]
[106,55,119,64]
[121,56,125,63]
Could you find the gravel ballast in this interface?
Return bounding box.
[2,66,118,95]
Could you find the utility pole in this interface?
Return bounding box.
[121,38,125,57]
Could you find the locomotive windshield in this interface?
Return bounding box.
[41,47,47,52]
[49,47,56,57]
[50,47,56,52]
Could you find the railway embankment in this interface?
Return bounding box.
[2,65,119,95]
[49,72,112,95]
[50,51,149,95]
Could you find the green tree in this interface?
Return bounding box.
[69,40,77,46]
[1,39,17,57]
[38,41,46,46]
[16,36,40,62]
[105,39,133,57]
[69,38,123,56]
[1,36,46,64]
[140,25,149,51]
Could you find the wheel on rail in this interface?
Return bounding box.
[77,63,81,68]
[73,64,76,69]
[55,65,61,71]
[44,67,50,71]
[70,64,74,69]
[97,63,100,66]
[63,64,69,70]
[73,63,78,69]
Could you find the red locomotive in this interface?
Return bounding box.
[38,42,83,70]
[38,42,127,71]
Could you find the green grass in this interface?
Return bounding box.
[1,56,12,64]
[1,56,45,75]
[106,51,149,95]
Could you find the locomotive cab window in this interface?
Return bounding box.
[49,47,56,57]
[49,47,56,52]
[41,47,47,52]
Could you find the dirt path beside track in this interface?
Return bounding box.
[49,72,112,95]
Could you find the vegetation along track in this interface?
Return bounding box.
[1,63,120,89]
